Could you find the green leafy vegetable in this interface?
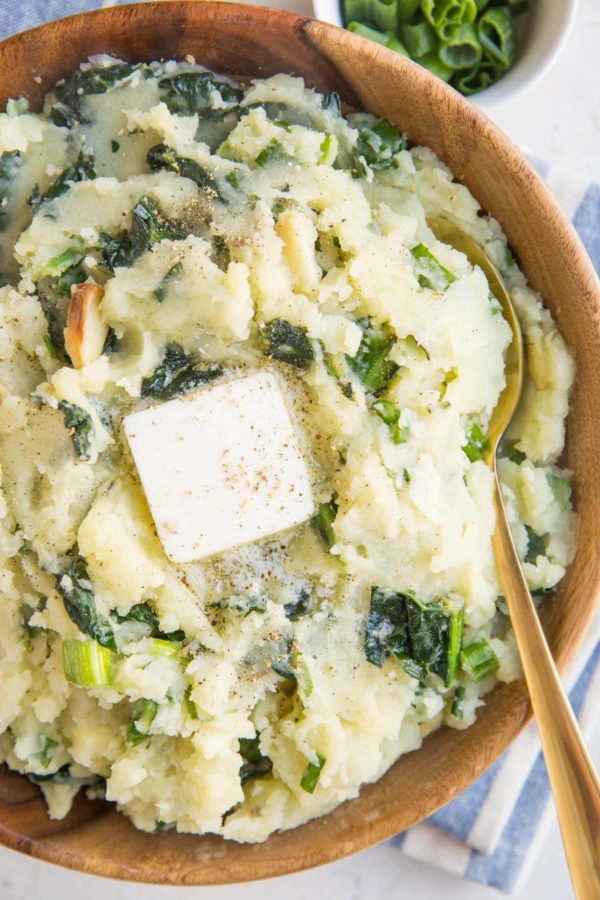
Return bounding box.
[58,557,116,651]
[351,118,404,177]
[0,151,20,232]
[51,62,149,127]
[451,684,466,719]
[500,444,526,465]
[154,260,184,302]
[300,753,326,793]
[239,736,273,785]
[346,321,399,395]
[210,595,267,616]
[371,399,409,443]
[261,318,315,369]
[141,342,223,400]
[255,138,290,168]
[524,526,549,565]
[111,140,120,153]
[210,235,230,272]
[322,91,342,115]
[313,497,338,548]
[365,587,463,686]
[460,638,499,682]
[462,420,489,462]
[411,244,457,291]
[37,737,59,769]
[158,72,243,117]
[22,601,46,640]
[147,143,227,202]
[546,473,570,512]
[184,685,199,720]
[114,602,160,629]
[58,400,94,461]
[62,637,115,686]
[126,699,159,746]
[35,150,96,207]
[284,589,312,621]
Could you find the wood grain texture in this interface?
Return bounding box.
[0,0,599,885]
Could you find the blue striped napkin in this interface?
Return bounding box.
[2,4,600,892]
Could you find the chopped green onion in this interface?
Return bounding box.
[126,698,159,746]
[460,638,499,682]
[313,497,338,548]
[422,0,478,42]
[439,22,483,70]
[462,420,489,462]
[343,0,398,32]
[147,637,183,660]
[397,0,421,23]
[184,685,199,720]
[371,399,409,443]
[399,20,438,58]
[300,752,326,793]
[417,51,455,82]
[411,244,457,291]
[454,60,502,94]
[478,6,517,69]
[347,22,409,56]
[62,638,115,687]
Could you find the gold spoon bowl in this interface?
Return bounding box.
[429,215,600,900]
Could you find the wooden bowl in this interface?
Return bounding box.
[1,1,599,885]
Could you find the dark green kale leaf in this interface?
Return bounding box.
[261,318,315,369]
[322,91,342,115]
[346,321,399,395]
[0,150,20,233]
[114,602,160,629]
[98,195,186,273]
[57,557,116,652]
[58,400,94,460]
[524,525,549,565]
[210,235,230,272]
[28,763,105,788]
[365,588,463,686]
[351,118,404,178]
[270,639,297,682]
[141,343,223,401]
[158,72,243,116]
[284,589,312,621]
[364,587,412,669]
[34,150,96,208]
[210,595,267,616]
[154,260,184,302]
[239,736,273,785]
[147,143,227,202]
[51,62,150,127]
[411,244,457,292]
[21,601,47,640]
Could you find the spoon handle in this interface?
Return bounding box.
[493,475,600,899]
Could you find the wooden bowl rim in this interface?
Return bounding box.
[0,0,599,885]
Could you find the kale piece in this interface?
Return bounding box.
[260,318,315,369]
[0,150,20,232]
[158,72,243,116]
[126,699,159,746]
[210,235,230,272]
[284,589,312,621]
[27,764,105,788]
[300,753,326,794]
[364,588,463,686]
[114,602,160,630]
[141,343,223,401]
[364,587,412,669]
[313,497,338,548]
[58,400,94,460]
[153,262,184,302]
[51,62,149,127]
[210,595,267,617]
[34,150,96,207]
[98,196,186,273]
[411,244,457,291]
[322,91,342,115]
[21,601,47,640]
[346,321,399,395]
[57,557,116,652]
[147,143,227,202]
[462,420,490,462]
[351,118,404,178]
[239,736,273,785]
[524,525,549,565]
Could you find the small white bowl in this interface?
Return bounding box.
[310,0,579,111]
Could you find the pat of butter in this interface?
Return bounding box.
[123,370,314,562]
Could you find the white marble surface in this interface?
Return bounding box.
[1,1,598,897]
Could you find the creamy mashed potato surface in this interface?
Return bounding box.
[0,57,575,841]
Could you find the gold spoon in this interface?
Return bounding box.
[428,215,600,900]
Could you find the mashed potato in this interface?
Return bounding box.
[0,57,575,841]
